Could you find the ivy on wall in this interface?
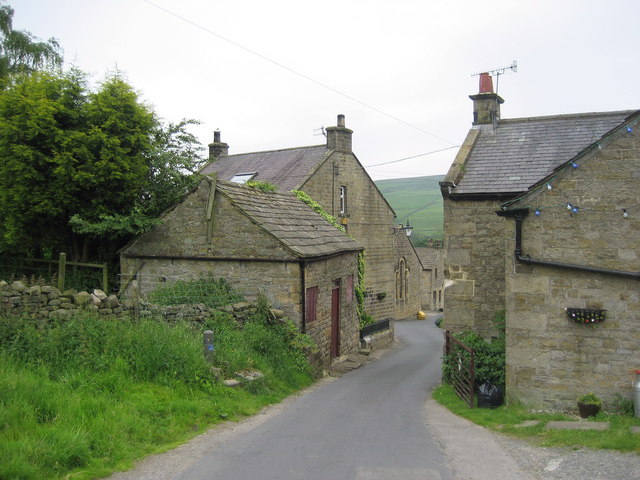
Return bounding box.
[293,190,372,328]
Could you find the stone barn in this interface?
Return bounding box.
[120,176,363,365]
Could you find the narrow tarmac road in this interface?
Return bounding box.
[108,320,453,479]
[108,319,640,480]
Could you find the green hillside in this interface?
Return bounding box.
[375,175,445,245]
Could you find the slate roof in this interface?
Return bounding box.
[216,180,363,259]
[453,110,638,196]
[414,247,439,269]
[201,145,329,192]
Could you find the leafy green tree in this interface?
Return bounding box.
[0,69,204,261]
[0,4,63,82]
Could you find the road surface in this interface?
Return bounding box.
[178,320,451,479]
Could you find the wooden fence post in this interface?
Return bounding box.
[58,253,66,292]
[102,263,109,293]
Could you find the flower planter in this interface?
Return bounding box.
[577,401,601,418]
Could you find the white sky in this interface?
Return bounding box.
[10,0,640,180]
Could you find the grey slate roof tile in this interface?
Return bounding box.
[216,181,362,259]
[454,111,637,195]
[201,145,328,191]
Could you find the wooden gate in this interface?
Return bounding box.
[444,330,476,408]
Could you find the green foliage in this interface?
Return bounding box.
[68,208,163,239]
[0,303,316,479]
[433,384,640,453]
[293,190,345,231]
[375,175,445,243]
[246,180,277,193]
[293,190,370,327]
[609,395,635,416]
[442,311,506,390]
[0,68,204,262]
[577,392,602,406]
[0,314,212,387]
[148,276,245,307]
[0,5,63,83]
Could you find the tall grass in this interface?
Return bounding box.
[0,306,316,479]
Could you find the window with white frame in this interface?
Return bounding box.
[339,186,347,216]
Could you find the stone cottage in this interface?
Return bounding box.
[120,176,364,365]
[441,72,640,408]
[200,115,423,322]
[498,112,640,408]
[440,72,638,337]
[415,246,444,311]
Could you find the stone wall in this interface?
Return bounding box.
[0,280,124,319]
[301,150,423,321]
[442,198,507,336]
[121,258,304,327]
[505,126,640,409]
[304,254,361,364]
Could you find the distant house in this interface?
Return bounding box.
[120,177,363,365]
[201,115,423,323]
[415,246,444,311]
[441,72,640,408]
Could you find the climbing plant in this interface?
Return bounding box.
[293,190,371,327]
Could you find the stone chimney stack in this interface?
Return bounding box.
[469,73,504,126]
[208,130,229,160]
[325,114,353,152]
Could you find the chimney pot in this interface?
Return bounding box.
[478,73,494,94]
[208,129,229,160]
[325,114,353,152]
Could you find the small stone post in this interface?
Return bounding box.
[131,279,140,321]
[203,330,215,364]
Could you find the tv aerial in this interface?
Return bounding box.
[471,60,517,95]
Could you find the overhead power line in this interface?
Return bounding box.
[366,146,459,168]
[142,0,458,146]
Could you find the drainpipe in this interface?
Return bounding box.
[497,208,640,280]
[300,260,307,334]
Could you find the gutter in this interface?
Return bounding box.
[496,208,640,280]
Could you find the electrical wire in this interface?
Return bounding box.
[142,0,458,146]
[365,146,459,168]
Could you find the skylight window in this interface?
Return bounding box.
[230,172,256,184]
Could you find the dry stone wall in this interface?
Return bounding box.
[0,280,124,320]
[0,279,293,327]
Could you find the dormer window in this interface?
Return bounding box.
[230,172,256,184]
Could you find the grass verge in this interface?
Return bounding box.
[0,310,316,480]
[433,384,640,453]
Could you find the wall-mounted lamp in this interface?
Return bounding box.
[392,220,413,237]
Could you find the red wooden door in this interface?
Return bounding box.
[331,281,340,359]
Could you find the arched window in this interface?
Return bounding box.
[396,258,409,299]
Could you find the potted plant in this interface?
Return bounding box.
[577,392,602,418]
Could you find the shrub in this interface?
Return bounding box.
[148,276,244,307]
[442,310,506,390]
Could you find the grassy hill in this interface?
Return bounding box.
[375,175,445,244]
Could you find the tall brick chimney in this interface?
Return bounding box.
[325,114,353,152]
[208,130,229,160]
[469,73,504,126]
